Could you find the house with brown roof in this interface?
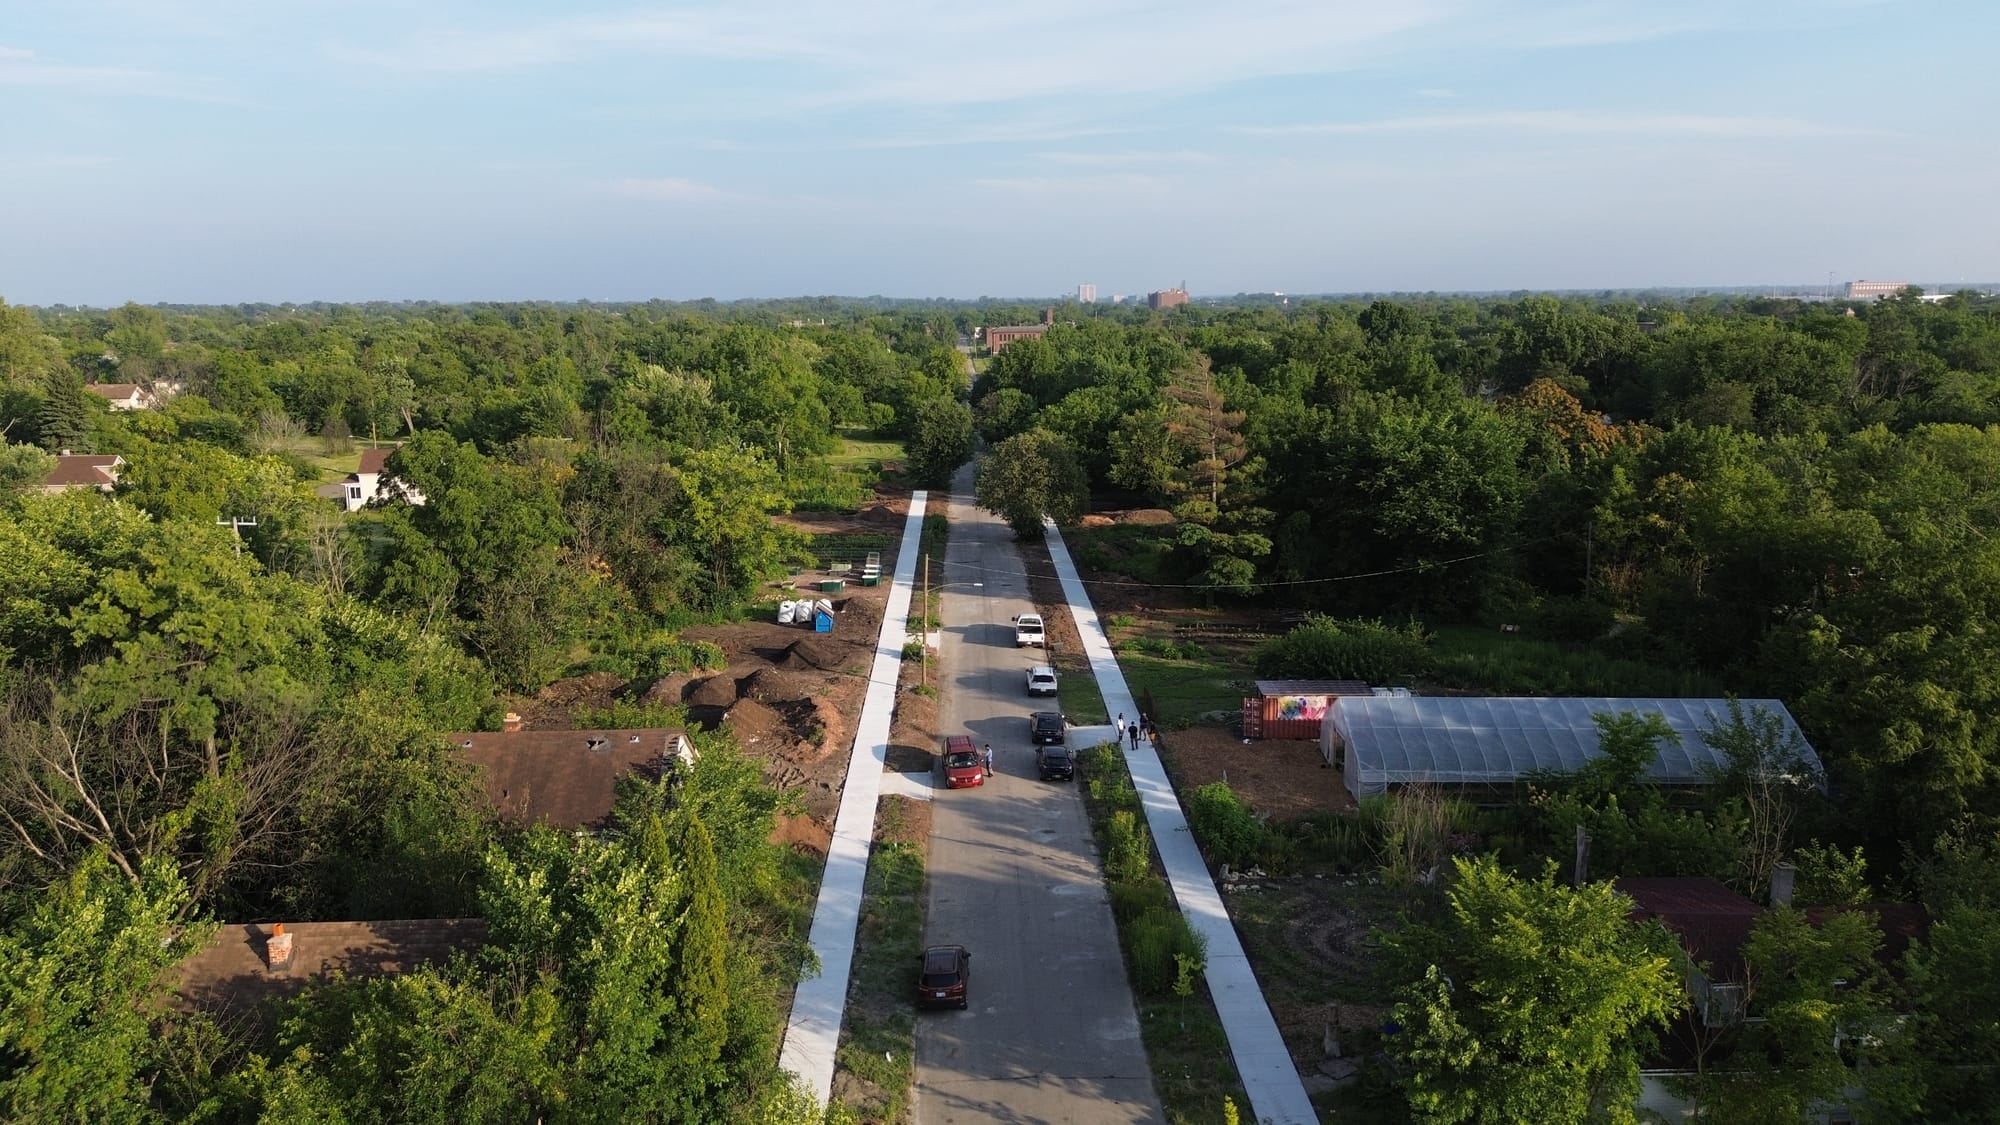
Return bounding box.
[450,723,698,831]
[40,453,124,494]
[85,383,158,411]
[1620,870,1932,1119]
[175,918,488,1030]
[1619,876,1764,1027]
[338,446,425,512]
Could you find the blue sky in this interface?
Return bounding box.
[3,0,1993,304]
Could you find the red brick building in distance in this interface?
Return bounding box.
[982,307,1057,354]
[1148,287,1190,310]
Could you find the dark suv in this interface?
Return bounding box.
[1037,744,1075,782]
[1030,711,1066,746]
[915,944,971,1010]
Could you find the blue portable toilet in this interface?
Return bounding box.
[814,609,834,633]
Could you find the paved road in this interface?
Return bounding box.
[913,467,1165,1125]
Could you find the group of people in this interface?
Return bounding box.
[1114,712,1154,751]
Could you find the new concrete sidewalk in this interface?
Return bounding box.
[778,490,928,1108]
[1043,518,1319,1125]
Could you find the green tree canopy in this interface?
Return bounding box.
[1385,857,1685,1124]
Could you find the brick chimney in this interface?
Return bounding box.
[1042,306,1055,325]
[502,711,524,733]
[266,922,294,971]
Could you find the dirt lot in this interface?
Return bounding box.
[1157,725,1356,817]
[510,491,916,854]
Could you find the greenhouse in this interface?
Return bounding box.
[1323,696,1822,800]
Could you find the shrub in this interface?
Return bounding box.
[1254,616,1434,682]
[1186,782,1269,868]
[1104,810,1153,884]
[1281,811,1377,870]
[1110,876,1173,924]
[1127,907,1206,997]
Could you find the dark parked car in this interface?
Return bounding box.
[1037,744,1075,782]
[1030,711,1066,745]
[916,944,971,1009]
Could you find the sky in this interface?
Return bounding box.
[2,0,1995,305]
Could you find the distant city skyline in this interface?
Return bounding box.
[3,1,1996,307]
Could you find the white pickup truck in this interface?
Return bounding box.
[1013,613,1045,647]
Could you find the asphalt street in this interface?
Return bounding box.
[911,465,1165,1125]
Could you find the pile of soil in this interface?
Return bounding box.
[1109,507,1176,525]
[781,636,853,673]
[738,666,812,703]
[640,673,694,709]
[722,697,787,747]
[686,674,741,709]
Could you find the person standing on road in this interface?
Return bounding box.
[983,743,995,776]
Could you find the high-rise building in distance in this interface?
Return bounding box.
[1148,286,1189,310]
[1077,283,1096,303]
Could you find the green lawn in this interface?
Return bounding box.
[1117,650,1256,729]
[826,426,905,470]
[1055,666,1109,726]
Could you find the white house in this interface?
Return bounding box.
[84,383,158,411]
[339,447,425,512]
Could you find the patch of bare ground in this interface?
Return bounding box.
[1157,725,1356,818]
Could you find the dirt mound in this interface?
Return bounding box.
[686,674,741,709]
[722,697,787,746]
[1112,508,1177,526]
[640,673,694,708]
[770,812,832,858]
[739,666,811,704]
[1080,514,1116,528]
[781,636,852,672]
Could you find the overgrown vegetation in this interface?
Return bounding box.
[832,797,927,1124]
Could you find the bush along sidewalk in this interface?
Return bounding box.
[1077,742,1250,1123]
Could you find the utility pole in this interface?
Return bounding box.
[216,515,258,556]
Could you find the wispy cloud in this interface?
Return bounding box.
[0,44,226,101]
[1035,149,1216,167]
[605,177,728,203]
[1241,110,1868,140]
[974,172,1179,196]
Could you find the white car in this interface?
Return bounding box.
[1013,613,1045,647]
[1027,665,1059,696]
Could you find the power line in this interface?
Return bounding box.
[937,547,1498,591]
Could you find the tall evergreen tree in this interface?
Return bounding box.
[35,370,90,454]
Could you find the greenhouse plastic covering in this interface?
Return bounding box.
[1331,697,1821,799]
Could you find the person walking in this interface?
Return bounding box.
[1128,721,1141,751]
[1115,713,1126,740]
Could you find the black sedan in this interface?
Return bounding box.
[1037,744,1075,782]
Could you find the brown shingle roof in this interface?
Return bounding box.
[1617,876,1762,982]
[42,454,123,490]
[85,383,143,398]
[450,727,695,830]
[355,447,394,475]
[175,918,488,1027]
